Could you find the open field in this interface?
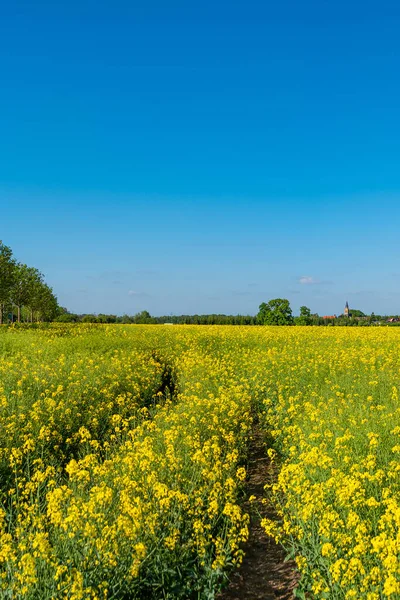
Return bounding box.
[0,325,399,599]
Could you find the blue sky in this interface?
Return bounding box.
[1,1,400,316]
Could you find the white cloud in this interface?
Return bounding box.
[128,290,150,298]
[298,276,333,286]
[299,276,317,285]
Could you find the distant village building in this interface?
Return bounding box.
[344,301,350,317]
[322,315,336,320]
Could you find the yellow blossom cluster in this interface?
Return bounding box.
[0,324,252,598]
[258,327,400,599]
[1,324,400,598]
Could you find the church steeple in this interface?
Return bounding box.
[344,301,350,317]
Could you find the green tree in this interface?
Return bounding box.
[295,305,312,326]
[36,283,59,321]
[257,299,294,325]
[0,241,15,324]
[55,312,78,323]
[24,272,58,322]
[81,314,96,323]
[0,241,60,323]
[25,269,45,322]
[350,309,365,318]
[11,263,39,322]
[134,310,153,324]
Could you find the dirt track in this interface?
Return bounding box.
[218,429,299,600]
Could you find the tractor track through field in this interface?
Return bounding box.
[218,428,299,600]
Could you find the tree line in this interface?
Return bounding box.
[57,301,382,326]
[0,241,389,326]
[55,309,258,325]
[256,299,383,326]
[0,240,59,324]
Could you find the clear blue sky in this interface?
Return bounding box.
[1,1,400,316]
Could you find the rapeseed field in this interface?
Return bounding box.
[0,325,399,598]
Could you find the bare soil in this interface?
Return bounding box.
[217,429,299,600]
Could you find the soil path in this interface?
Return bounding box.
[218,428,299,600]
